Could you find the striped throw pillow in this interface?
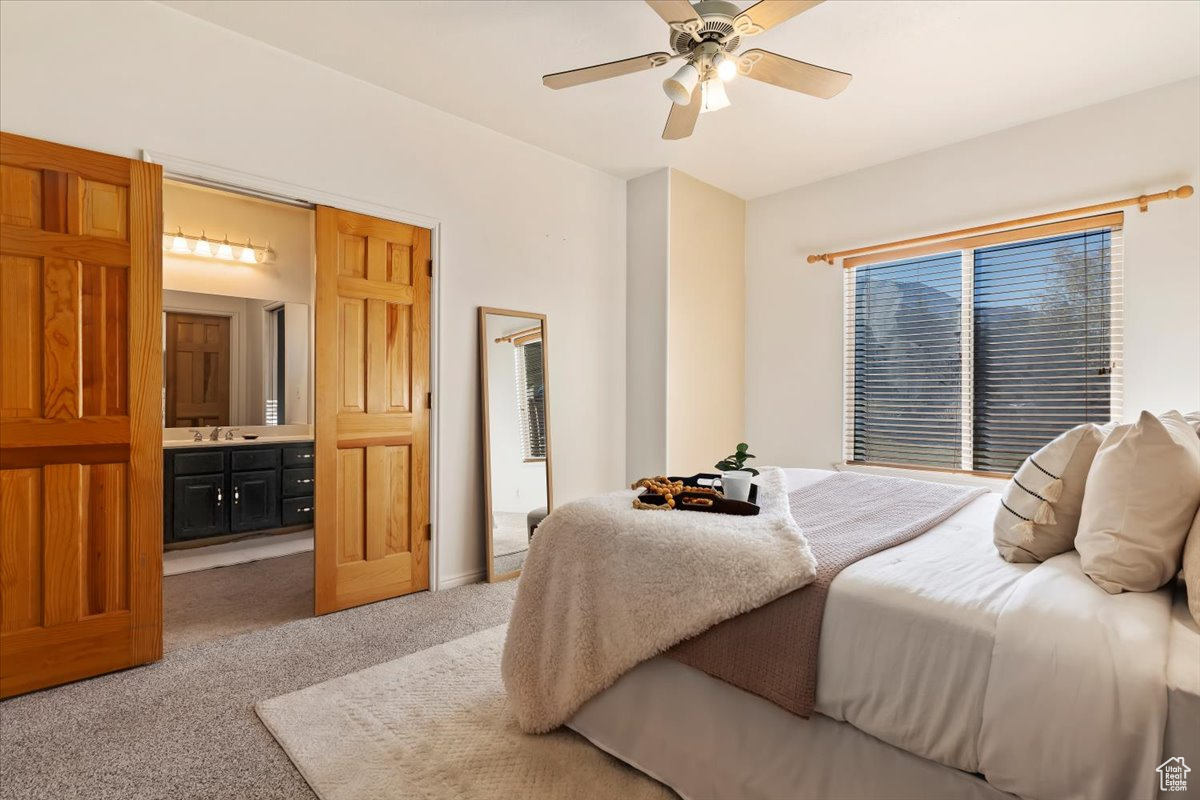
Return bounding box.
[994,423,1109,563]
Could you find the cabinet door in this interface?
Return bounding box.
[173,475,227,540]
[231,469,280,533]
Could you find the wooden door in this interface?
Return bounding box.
[164,312,230,427]
[314,207,430,614]
[0,133,162,697]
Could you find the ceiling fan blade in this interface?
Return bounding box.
[733,0,823,36]
[645,0,702,25]
[738,49,851,99]
[543,52,673,90]
[662,86,701,140]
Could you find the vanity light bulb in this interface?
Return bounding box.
[217,239,235,260]
[239,244,257,264]
[170,229,190,254]
[193,236,213,257]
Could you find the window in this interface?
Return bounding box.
[844,217,1122,475]
[515,339,547,461]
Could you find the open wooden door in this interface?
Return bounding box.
[314,207,430,614]
[164,312,231,427]
[0,133,162,697]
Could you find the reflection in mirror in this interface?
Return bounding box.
[163,290,310,427]
[480,308,552,581]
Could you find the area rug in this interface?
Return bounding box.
[256,625,674,800]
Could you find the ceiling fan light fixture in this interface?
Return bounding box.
[663,62,700,105]
[700,77,731,113]
[713,52,737,82]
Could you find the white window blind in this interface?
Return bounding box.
[844,217,1122,475]
[514,339,547,461]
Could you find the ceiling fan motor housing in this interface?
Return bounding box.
[670,0,743,55]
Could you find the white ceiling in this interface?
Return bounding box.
[160,0,1200,199]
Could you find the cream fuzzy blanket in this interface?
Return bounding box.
[501,467,816,733]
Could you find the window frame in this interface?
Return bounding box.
[842,212,1123,478]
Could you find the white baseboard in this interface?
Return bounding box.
[163,530,314,576]
[438,569,486,590]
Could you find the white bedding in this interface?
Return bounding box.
[568,468,1183,800]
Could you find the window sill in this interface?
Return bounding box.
[836,462,1008,491]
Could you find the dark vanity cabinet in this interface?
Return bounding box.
[164,442,314,544]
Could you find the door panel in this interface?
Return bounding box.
[315,207,430,614]
[172,475,226,540]
[0,131,162,698]
[231,469,280,532]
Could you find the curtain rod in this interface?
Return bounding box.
[495,326,542,344]
[807,184,1193,267]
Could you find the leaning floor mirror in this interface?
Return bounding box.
[480,307,553,582]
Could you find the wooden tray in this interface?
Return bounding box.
[635,472,760,516]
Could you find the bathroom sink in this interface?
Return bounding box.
[162,435,315,449]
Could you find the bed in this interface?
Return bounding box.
[564,469,1200,800]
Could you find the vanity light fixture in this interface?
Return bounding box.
[162,229,274,264]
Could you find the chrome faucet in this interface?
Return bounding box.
[209,426,223,441]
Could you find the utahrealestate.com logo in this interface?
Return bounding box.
[1158,757,1191,792]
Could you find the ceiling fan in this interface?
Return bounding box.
[542,0,852,140]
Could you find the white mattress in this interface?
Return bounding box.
[569,468,1195,800]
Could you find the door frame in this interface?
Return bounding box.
[142,150,446,591]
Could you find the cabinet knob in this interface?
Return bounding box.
[299,478,314,484]
[234,487,240,505]
[299,507,313,513]
[216,488,223,506]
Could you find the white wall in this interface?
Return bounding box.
[746,78,1200,470]
[0,0,626,586]
[666,170,745,475]
[625,170,670,481]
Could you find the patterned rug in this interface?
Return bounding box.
[256,625,674,800]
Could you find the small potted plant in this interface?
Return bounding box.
[714,443,758,503]
[715,443,758,476]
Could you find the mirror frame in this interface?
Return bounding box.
[479,306,553,583]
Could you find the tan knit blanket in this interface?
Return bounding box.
[667,471,987,717]
[502,468,816,733]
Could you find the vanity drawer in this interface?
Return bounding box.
[231,447,280,472]
[282,467,315,497]
[173,450,225,476]
[282,444,315,467]
[282,495,315,526]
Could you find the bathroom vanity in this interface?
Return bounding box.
[163,438,314,544]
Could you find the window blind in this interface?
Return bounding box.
[973,229,1118,472]
[848,252,963,469]
[515,340,547,460]
[844,218,1122,475]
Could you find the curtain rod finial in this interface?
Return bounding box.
[1175,185,1194,199]
[807,253,832,265]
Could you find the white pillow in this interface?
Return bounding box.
[1182,509,1200,626]
[994,423,1107,563]
[1184,410,1200,436]
[1076,410,1200,593]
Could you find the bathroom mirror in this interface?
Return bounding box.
[480,307,553,582]
[163,290,311,428]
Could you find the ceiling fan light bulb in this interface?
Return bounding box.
[663,62,700,105]
[714,53,737,82]
[700,77,731,113]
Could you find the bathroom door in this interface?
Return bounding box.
[0,132,163,697]
[313,206,431,614]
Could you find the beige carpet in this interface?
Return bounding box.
[256,625,675,800]
[163,551,313,653]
